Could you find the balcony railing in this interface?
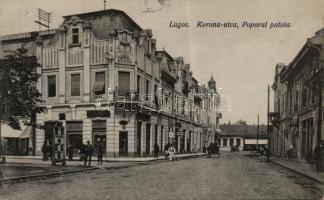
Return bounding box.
[114,90,138,101]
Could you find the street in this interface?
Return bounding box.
[0,152,323,200]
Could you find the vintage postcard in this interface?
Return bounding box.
[0,0,324,199]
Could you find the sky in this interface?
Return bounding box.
[1,0,324,125]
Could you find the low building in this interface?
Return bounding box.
[219,124,267,151]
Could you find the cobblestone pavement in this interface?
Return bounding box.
[1,152,323,200]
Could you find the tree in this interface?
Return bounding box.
[236,119,247,125]
[0,48,42,157]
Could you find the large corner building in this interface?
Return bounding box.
[0,9,222,157]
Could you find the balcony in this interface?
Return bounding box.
[308,58,324,84]
[114,90,139,101]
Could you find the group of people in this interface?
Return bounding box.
[164,143,177,161]
[42,140,105,166]
[153,143,177,161]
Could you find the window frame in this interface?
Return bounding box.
[47,75,56,97]
[71,73,81,96]
[72,28,79,44]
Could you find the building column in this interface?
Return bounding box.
[83,22,91,102]
[58,26,66,104]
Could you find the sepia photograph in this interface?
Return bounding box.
[0,0,324,199]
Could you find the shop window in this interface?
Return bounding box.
[92,120,106,155]
[66,121,83,151]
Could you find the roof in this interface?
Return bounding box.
[63,9,143,40]
[220,124,267,138]
[155,50,174,61]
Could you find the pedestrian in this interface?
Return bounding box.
[169,144,177,161]
[84,140,94,167]
[314,143,321,172]
[68,145,74,161]
[203,145,206,153]
[154,143,159,158]
[79,144,86,161]
[164,143,169,160]
[207,143,212,158]
[97,141,104,165]
[42,141,47,161]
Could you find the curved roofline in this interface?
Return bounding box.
[63,9,143,31]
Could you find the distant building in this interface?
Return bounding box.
[0,9,222,157]
[219,124,267,151]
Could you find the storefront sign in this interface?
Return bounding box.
[87,110,110,118]
[136,112,150,121]
[177,131,183,136]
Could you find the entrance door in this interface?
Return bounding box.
[146,124,151,155]
[137,122,142,156]
[119,131,128,156]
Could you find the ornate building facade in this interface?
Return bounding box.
[271,28,324,161]
[0,9,222,157]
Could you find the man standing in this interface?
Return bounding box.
[97,141,104,165]
[84,140,94,167]
[154,143,159,158]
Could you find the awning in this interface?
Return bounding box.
[20,126,32,138]
[1,124,31,139]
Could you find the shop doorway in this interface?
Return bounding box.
[119,131,128,156]
[146,124,151,155]
[137,122,142,156]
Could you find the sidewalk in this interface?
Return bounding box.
[269,156,324,184]
[5,153,206,163]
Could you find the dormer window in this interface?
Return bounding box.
[72,28,79,44]
[122,32,127,41]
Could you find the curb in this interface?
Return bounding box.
[0,166,99,184]
[258,156,324,185]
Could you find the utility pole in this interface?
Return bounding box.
[257,113,259,152]
[267,85,270,162]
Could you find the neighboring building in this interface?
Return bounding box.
[219,124,267,151]
[271,28,324,161]
[0,9,222,157]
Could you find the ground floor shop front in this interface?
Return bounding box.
[34,104,216,157]
[270,108,323,161]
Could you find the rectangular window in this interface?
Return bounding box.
[236,139,241,147]
[118,71,130,91]
[72,28,79,44]
[230,138,234,146]
[47,75,56,97]
[223,139,227,147]
[94,72,105,95]
[59,113,66,120]
[71,74,80,96]
[145,80,150,100]
[137,75,141,94]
